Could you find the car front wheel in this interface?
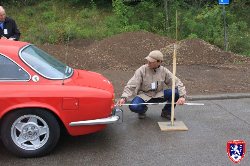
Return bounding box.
[1,108,60,157]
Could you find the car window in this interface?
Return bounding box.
[20,45,73,79]
[0,54,30,81]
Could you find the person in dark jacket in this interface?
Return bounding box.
[0,6,20,41]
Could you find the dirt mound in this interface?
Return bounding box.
[40,31,249,71]
[40,31,175,71]
[82,31,175,71]
[161,39,249,65]
[39,31,250,96]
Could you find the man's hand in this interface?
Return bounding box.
[116,98,126,106]
[176,97,185,105]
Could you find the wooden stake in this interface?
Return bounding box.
[171,44,177,126]
[171,9,178,125]
[158,45,188,131]
[158,9,188,132]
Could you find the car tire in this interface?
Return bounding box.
[1,108,60,157]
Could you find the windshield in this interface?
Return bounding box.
[20,45,73,79]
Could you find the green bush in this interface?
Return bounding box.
[187,33,198,39]
[228,21,250,55]
[182,5,223,45]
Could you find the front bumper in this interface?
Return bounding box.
[69,107,123,126]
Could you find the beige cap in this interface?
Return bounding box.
[145,50,164,62]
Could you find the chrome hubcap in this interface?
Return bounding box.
[22,123,40,140]
[11,115,49,150]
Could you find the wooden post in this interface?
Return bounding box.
[171,44,177,126]
[158,9,188,131]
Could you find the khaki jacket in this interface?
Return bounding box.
[121,64,186,101]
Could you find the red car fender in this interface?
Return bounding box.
[0,101,61,121]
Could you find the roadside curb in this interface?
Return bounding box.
[187,93,250,101]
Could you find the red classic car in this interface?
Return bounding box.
[0,39,122,157]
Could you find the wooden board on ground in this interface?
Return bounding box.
[158,121,188,131]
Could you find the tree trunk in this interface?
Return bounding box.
[164,0,169,33]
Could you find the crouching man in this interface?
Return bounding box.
[117,50,186,119]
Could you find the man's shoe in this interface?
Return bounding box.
[138,106,148,119]
[161,111,176,121]
[138,113,146,119]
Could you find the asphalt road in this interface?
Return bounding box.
[0,97,250,166]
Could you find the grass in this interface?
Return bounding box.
[7,1,117,44]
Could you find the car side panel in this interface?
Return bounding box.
[0,84,114,136]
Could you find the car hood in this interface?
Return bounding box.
[72,69,114,93]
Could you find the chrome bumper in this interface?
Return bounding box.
[69,107,123,126]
